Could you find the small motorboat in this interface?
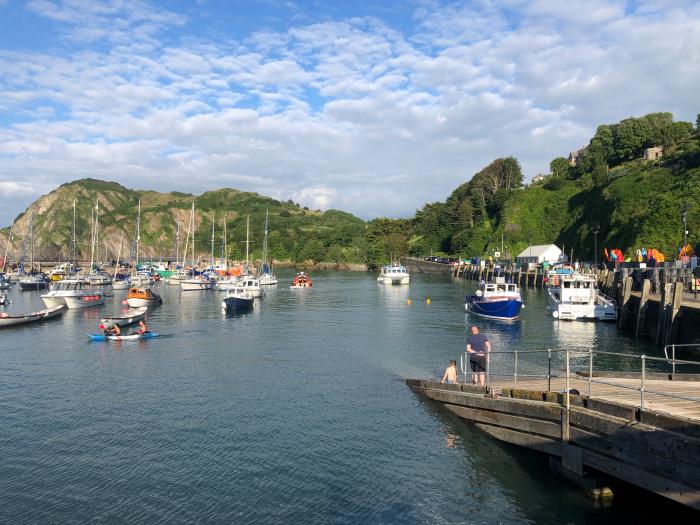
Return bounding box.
[87,271,112,286]
[239,277,263,298]
[41,279,106,308]
[126,287,163,308]
[0,305,65,328]
[377,262,410,285]
[180,276,213,291]
[88,331,159,341]
[64,292,108,309]
[100,307,148,328]
[546,271,617,321]
[290,272,312,289]
[19,273,49,291]
[221,287,254,314]
[464,277,523,320]
[0,293,8,306]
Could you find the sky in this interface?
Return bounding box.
[0,0,699,225]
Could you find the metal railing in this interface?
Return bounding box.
[460,347,700,412]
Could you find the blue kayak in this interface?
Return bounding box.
[88,331,160,341]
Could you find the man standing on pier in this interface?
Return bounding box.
[466,326,491,386]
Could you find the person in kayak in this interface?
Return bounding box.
[103,322,120,336]
[135,319,148,335]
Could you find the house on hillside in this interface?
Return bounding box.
[531,174,547,184]
[568,149,584,166]
[643,146,663,161]
[516,244,565,266]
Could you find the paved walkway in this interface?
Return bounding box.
[488,376,700,422]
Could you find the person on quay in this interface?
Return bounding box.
[440,360,458,384]
[466,326,491,386]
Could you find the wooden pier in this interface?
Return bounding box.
[407,374,700,510]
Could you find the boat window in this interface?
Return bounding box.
[564,281,571,288]
[497,284,506,292]
[508,285,516,292]
[583,282,591,289]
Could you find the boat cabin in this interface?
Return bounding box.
[127,287,155,299]
[51,279,84,291]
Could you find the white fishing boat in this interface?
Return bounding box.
[88,271,112,286]
[377,262,410,285]
[112,278,131,290]
[546,270,617,321]
[126,287,162,308]
[63,292,107,309]
[239,277,263,298]
[221,287,254,313]
[41,279,105,307]
[19,273,49,291]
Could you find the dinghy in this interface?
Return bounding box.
[0,305,65,328]
[100,307,148,328]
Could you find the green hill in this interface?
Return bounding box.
[0,179,366,264]
[366,111,700,263]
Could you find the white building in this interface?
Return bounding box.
[516,244,565,265]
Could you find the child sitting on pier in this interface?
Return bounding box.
[441,360,458,384]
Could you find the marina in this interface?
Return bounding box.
[1,269,699,521]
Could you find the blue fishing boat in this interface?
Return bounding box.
[221,287,254,314]
[464,277,523,320]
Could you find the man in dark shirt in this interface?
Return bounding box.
[466,326,492,386]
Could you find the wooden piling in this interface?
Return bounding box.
[656,283,673,345]
[667,282,684,346]
[619,276,633,328]
[636,279,651,337]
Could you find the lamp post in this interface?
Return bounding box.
[592,221,600,269]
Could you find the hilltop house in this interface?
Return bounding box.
[568,149,584,166]
[644,146,663,161]
[531,174,547,184]
[516,244,565,265]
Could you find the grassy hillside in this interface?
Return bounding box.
[366,112,700,262]
[1,179,366,263]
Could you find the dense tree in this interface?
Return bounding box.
[549,157,569,177]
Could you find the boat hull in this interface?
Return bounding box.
[64,294,106,309]
[377,275,410,285]
[0,305,65,328]
[19,280,49,291]
[465,297,522,320]
[221,296,253,313]
[101,308,147,327]
[180,280,213,291]
[88,331,159,341]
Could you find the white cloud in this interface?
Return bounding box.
[0,0,699,226]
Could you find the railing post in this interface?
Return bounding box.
[641,354,646,412]
[565,348,570,410]
[547,348,552,392]
[486,352,490,389]
[513,350,518,389]
[672,345,676,377]
[588,348,593,398]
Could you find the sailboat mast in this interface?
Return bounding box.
[175,212,180,267]
[95,199,100,265]
[71,199,77,264]
[29,211,34,271]
[263,208,269,265]
[135,199,141,270]
[3,221,13,271]
[191,202,195,270]
[114,233,123,280]
[210,211,215,267]
[245,215,250,265]
[89,205,95,272]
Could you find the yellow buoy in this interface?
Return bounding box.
[426,298,431,304]
[407,299,412,305]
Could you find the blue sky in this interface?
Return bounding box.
[0,0,699,225]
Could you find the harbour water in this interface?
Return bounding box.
[0,271,682,523]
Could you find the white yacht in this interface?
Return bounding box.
[180,275,213,291]
[377,262,410,285]
[546,271,617,321]
[42,279,107,309]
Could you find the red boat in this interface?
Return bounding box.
[290,272,312,289]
